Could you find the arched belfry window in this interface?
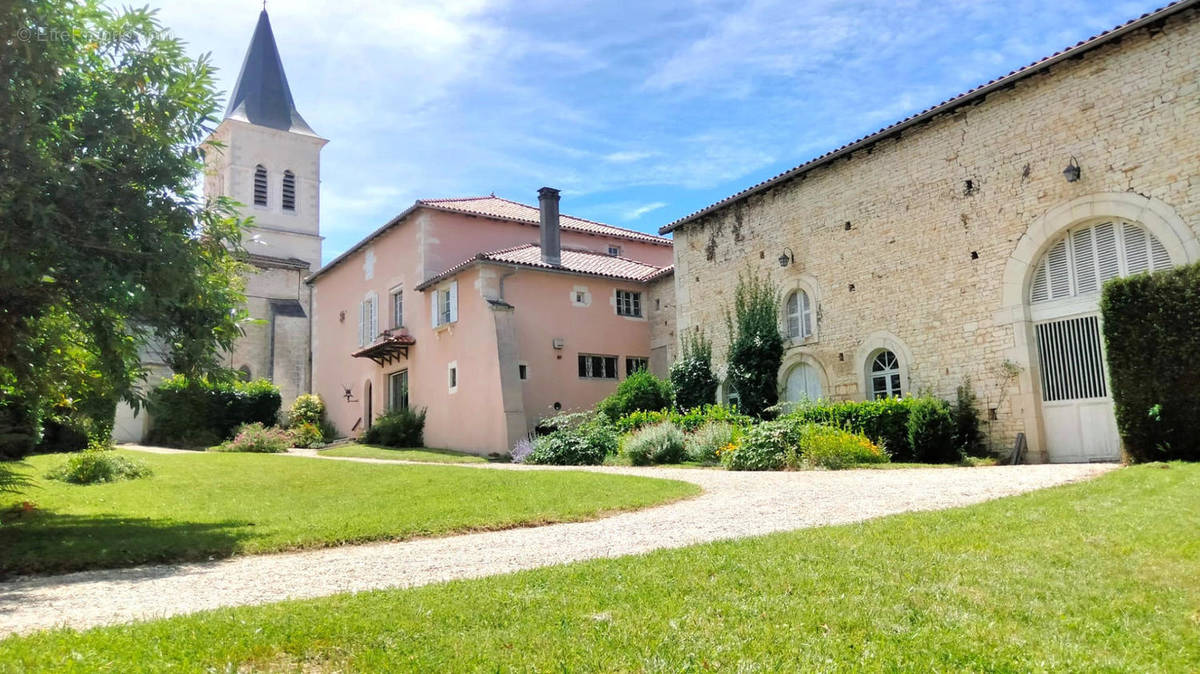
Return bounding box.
[869,350,902,399]
[784,290,812,339]
[253,165,268,207]
[282,170,296,211]
[1029,219,1171,303]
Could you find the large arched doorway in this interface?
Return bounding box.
[1028,218,1173,462]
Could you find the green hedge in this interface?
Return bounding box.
[1101,262,1200,462]
[787,396,956,462]
[146,375,281,448]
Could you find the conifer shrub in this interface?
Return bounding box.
[905,397,956,463]
[952,378,985,458]
[725,269,784,418]
[1101,262,1200,462]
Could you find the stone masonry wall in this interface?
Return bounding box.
[670,9,1200,460]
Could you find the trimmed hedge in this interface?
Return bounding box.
[787,396,957,462]
[146,375,281,448]
[1101,262,1200,462]
[363,407,426,448]
[596,370,674,421]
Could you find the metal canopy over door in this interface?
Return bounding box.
[1034,314,1119,462]
[1027,218,1174,462]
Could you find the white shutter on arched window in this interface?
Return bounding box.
[1030,220,1173,305]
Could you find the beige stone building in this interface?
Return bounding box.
[659,2,1200,463]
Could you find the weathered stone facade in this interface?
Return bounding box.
[666,7,1200,462]
[647,271,677,379]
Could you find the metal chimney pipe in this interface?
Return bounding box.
[538,187,561,266]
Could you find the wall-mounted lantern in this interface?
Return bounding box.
[778,247,795,268]
[1063,156,1082,183]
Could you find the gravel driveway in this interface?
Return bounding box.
[0,454,1113,636]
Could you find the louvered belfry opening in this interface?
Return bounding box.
[282,170,296,211]
[1029,219,1171,303]
[253,165,268,206]
[1035,315,1107,402]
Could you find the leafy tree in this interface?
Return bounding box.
[0,1,248,457]
[670,328,718,411]
[725,268,784,418]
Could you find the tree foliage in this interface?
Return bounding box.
[670,328,719,411]
[724,268,784,418]
[0,1,248,456]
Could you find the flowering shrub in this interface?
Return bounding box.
[685,421,738,464]
[622,421,686,466]
[510,436,535,464]
[46,446,151,484]
[671,329,718,411]
[721,419,887,471]
[721,417,805,471]
[290,422,324,449]
[287,394,325,427]
[801,425,887,469]
[211,422,292,453]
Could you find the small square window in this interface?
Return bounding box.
[578,354,618,379]
[518,363,528,380]
[448,361,458,393]
[607,245,621,256]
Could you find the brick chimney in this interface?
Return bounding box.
[538,187,561,267]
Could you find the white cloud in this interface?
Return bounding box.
[604,150,655,163]
[622,202,667,220]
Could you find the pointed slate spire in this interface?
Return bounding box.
[224,10,315,135]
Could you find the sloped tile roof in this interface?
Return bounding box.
[415,244,669,290]
[660,0,1197,234]
[418,196,671,246]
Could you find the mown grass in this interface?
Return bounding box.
[2,463,1195,671]
[0,450,697,576]
[318,443,492,463]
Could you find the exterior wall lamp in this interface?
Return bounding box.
[778,247,795,268]
[1063,156,1081,183]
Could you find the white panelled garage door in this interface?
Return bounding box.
[1028,218,1174,462]
[1034,315,1120,462]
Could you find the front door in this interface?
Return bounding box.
[1034,314,1120,462]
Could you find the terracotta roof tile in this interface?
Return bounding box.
[415,244,668,290]
[418,196,671,246]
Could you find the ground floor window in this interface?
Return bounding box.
[869,350,902,399]
[579,354,618,379]
[625,357,648,376]
[388,370,408,411]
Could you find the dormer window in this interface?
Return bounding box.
[253,165,268,206]
[282,170,296,211]
[607,245,621,256]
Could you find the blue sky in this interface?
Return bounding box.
[144,0,1165,264]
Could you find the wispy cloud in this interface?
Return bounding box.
[137,0,1168,260]
[622,202,667,221]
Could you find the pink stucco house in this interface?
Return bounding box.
[307,189,675,454]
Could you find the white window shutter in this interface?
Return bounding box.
[1093,221,1120,283]
[800,291,812,338]
[369,294,378,341]
[358,301,365,346]
[1071,227,1098,294]
[448,281,459,323]
[1045,238,1070,300]
[1121,222,1150,275]
[431,292,439,327]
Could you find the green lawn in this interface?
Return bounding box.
[2,463,1196,671]
[318,443,491,463]
[0,450,697,576]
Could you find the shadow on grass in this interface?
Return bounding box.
[331,444,508,463]
[0,511,255,579]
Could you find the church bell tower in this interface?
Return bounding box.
[203,9,327,405]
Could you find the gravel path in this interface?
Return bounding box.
[0,454,1113,636]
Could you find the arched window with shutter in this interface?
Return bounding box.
[784,290,813,339]
[253,165,268,206]
[1029,219,1171,304]
[282,170,296,211]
